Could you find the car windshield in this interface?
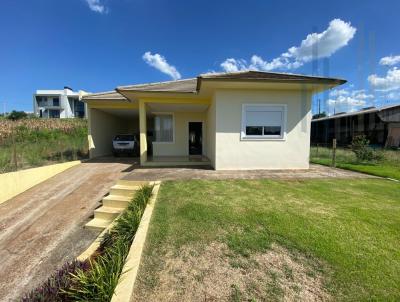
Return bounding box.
[114,135,135,141]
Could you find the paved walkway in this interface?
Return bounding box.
[123,164,375,181]
[0,157,137,301]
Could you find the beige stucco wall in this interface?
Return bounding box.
[89,108,138,158]
[214,89,312,170]
[152,111,207,157]
[205,97,216,168]
[0,161,81,205]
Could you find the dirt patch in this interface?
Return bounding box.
[133,242,331,302]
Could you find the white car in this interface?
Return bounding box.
[112,134,137,156]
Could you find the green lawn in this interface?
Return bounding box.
[310,147,400,180]
[135,179,400,301]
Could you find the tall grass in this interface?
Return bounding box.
[310,146,400,179]
[0,118,88,173]
[66,185,153,301]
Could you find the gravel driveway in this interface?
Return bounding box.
[0,157,137,301]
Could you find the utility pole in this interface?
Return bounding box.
[318,98,321,116]
[2,101,5,117]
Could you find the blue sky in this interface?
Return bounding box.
[1,0,400,114]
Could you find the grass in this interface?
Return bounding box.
[136,179,400,301]
[310,146,400,180]
[0,118,88,173]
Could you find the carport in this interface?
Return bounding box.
[84,91,140,158]
[82,89,211,166]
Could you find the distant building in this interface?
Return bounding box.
[33,87,87,118]
[311,104,400,148]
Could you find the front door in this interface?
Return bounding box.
[188,122,202,155]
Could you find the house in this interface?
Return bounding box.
[82,71,345,170]
[311,104,400,148]
[33,87,87,118]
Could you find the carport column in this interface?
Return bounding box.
[139,99,147,164]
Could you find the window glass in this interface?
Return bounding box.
[115,135,134,141]
[246,126,263,135]
[242,105,285,139]
[53,97,60,107]
[154,114,173,142]
[49,109,60,118]
[263,126,281,135]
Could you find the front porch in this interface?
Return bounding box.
[143,155,211,167]
[87,95,214,168]
[138,98,213,167]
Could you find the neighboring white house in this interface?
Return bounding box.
[82,71,346,170]
[33,87,87,118]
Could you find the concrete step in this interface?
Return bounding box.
[85,218,110,231]
[94,206,123,221]
[116,180,149,187]
[109,184,140,197]
[103,195,132,209]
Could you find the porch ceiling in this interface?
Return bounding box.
[96,108,138,118]
[147,103,208,113]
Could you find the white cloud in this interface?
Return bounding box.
[383,91,400,101]
[220,19,356,72]
[142,52,181,80]
[326,88,374,113]
[85,0,107,13]
[379,55,400,66]
[220,58,247,72]
[368,67,400,91]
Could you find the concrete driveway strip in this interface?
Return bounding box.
[0,157,137,302]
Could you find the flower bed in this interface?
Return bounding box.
[21,185,153,302]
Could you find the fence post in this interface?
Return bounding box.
[316,143,319,158]
[11,125,17,170]
[332,139,337,167]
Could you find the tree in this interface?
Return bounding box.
[312,112,327,119]
[7,110,27,120]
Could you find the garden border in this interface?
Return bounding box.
[111,181,161,302]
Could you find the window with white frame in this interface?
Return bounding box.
[241,104,286,139]
[154,114,174,142]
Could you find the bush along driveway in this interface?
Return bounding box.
[21,185,153,302]
[133,179,400,301]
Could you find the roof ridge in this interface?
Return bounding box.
[85,90,120,97]
[117,77,197,89]
[200,70,346,81]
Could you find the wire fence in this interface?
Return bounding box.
[310,140,400,167]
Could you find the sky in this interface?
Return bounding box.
[0,0,400,115]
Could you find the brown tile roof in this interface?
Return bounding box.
[117,78,197,93]
[199,71,347,85]
[82,91,127,101]
[84,71,346,101]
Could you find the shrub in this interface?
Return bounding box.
[351,135,384,162]
[65,185,153,301]
[21,260,89,302]
[21,185,153,301]
[7,110,27,120]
